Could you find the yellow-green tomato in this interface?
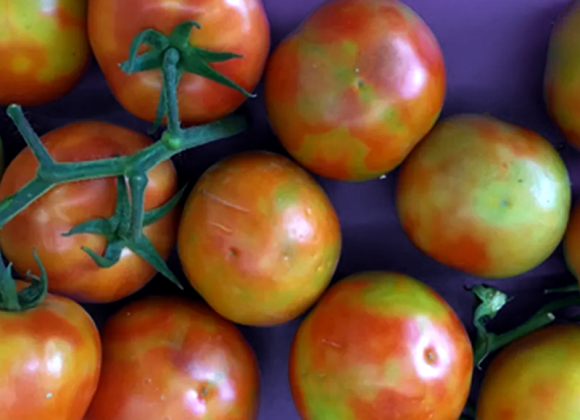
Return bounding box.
[0,0,90,106]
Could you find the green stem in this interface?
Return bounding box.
[162,48,183,138]
[129,174,148,241]
[0,249,48,312]
[545,284,578,294]
[471,285,580,367]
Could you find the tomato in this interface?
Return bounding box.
[84,296,259,420]
[0,122,179,303]
[289,272,473,420]
[477,325,580,419]
[0,0,90,107]
[563,200,580,281]
[88,0,270,126]
[396,114,571,279]
[545,0,580,149]
[177,151,341,326]
[0,285,101,420]
[264,0,445,182]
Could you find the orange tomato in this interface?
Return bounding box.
[0,0,91,106]
[0,286,101,420]
[0,122,179,303]
[88,0,270,125]
[84,296,260,420]
[177,151,342,326]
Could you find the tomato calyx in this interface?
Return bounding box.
[0,250,47,312]
[120,20,256,133]
[470,284,580,368]
[62,176,188,288]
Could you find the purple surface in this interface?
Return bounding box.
[1,0,579,418]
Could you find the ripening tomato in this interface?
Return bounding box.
[563,200,580,281]
[177,151,341,326]
[0,0,91,106]
[84,296,259,420]
[396,114,571,279]
[477,325,580,419]
[545,0,580,149]
[0,285,101,420]
[289,272,473,420]
[0,122,179,303]
[264,0,446,181]
[88,0,270,126]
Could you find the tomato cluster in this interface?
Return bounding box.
[1,0,580,419]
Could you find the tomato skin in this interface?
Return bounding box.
[477,325,580,420]
[177,151,341,326]
[0,286,101,420]
[88,0,270,126]
[545,0,580,149]
[0,0,90,106]
[0,122,179,303]
[84,296,259,420]
[396,114,571,279]
[264,0,445,181]
[289,272,473,420]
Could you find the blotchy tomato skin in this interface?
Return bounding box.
[84,296,259,420]
[0,287,101,420]
[477,325,580,420]
[0,0,90,106]
[265,0,445,181]
[545,0,580,149]
[88,0,270,125]
[0,122,179,303]
[396,114,571,279]
[289,272,473,420]
[177,151,341,326]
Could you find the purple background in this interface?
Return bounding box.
[1,0,579,417]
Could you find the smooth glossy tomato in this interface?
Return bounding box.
[545,0,580,149]
[0,122,179,303]
[88,0,270,125]
[289,272,473,420]
[0,0,90,107]
[177,151,341,326]
[396,114,571,279]
[477,325,580,419]
[264,0,446,181]
[84,296,259,420]
[0,286,101,420]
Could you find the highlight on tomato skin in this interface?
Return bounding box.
[476,325,580,420]
[264,0,446,182]
[88,0,271,126]
[177,150,342,327]
[396,114,571,279]
[289,271,473,420]
[0,0,91,107]
[0,284,102,420]
[545,0,580,150]
[0,121,180,304]
[84,296,260,420]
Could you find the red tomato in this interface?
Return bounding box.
[0,285,101,420]
[0,0,91,106]
[545,0,580,149]
[177,151,341,326]
[0,122,179,303]
[289,272,473,420]
[84,296,259,420]
[264,0,446,181]
[88,0,270,125]
[396,114,571,279]
[477,325,580,419]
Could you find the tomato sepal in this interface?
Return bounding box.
[121,20,255,133]
[0,249,48,312]
[471,284,580,368]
